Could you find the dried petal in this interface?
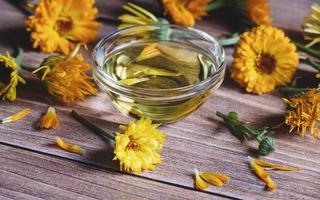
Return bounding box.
[1,108,31,124]
[200,173,224,187]
[37,107,59,129]
[55,136,83,155]
[252,157,301,171]
[250,160,277,191]
[202,172,230,183]
[194,168,209,191]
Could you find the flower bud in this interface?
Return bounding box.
[258,137,275,156]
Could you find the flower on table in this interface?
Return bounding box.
[303,3,320,48]
[283,89,320,139]
[1,108,31,124]
[37,107,59,129]
[113,118,165,173]
[0,52,25,101]
[249,157,301,191]
[231,25,299,95]
[194,168,230,191]
[32,45,97,103]
[162,0,210,27]
[55,136,83,155]
[26,0,100,54]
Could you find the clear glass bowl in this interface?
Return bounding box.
[92,24,226,123]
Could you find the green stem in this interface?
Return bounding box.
[277,87,317,97]
[14,46,24,66]
[216,111,227,119]
[71,110,116,141]
[301,58,320,70]
[294,41,320,58]
[218,34,240,46]
[206,0,229,12]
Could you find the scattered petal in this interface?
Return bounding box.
[55,136,83,155]
[194,168,209,191]
[202,172,230,183]
[1,108,31,124]
[249,159,277,191]
[200,173,224,187]
[37,107,59,129]
[252,157,301,171]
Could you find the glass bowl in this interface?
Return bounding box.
[92,24,226,123]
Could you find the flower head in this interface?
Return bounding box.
[194,168,229,191]
[33,46,97,103]
[113,118,165,173]
[283,89,320,139]
[0,52,25,101]
[1,108,31,124]
[231,25,299,94]
[37,107,59,129]
[303,3,320,48]
[162,0,210,27]
[26,0,100,54]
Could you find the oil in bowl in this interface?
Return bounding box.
[93,25,225,123]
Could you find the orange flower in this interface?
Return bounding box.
[162,0,210,27]
[246,0,271,25]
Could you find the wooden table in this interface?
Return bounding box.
[1,0,319,199]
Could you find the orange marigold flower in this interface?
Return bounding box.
[246,0,271,25]
[162,0,210,27]
[32,46,97,103]
[37,107,59,129]
[55,136,83,155]
[1,108,31,124]
[26,0,100,54]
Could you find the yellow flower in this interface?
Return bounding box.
[33,46,97,103]
[26,0,100,54]
[194,168,229,191]
[1,108,31,124]
[55,136,83,155]
[231,25,299,94]
[303,3,320,47]
[118,3,159,29]
[113,118,165,173]
[37,107,59,129]
[245,0,272,25]
[249,158,277,191]
[283,89,320,139]
[0,52,25,101]
[162,0,210,27]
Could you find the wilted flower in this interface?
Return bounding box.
[37,107,59,129]
[0,52,25,101]
[26,0,100,54]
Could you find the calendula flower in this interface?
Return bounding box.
[249,158,277,191]
[162,0,210,27]
[113,118,165,173]
[194,168,229,191]
[303,3,320,48]
[33,46,97,103]
[55,136,83,155]
[283,89,320,139]
[1,108,31,124]
[231,25,299,94]
[37,107,59,129]
[26,0,100,54]
[0,52,25,101]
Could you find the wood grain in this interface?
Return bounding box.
[0,0,320,199]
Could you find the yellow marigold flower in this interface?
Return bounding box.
[33,46,97,103]
[26,0,100,54]
[162,0,210,27]
[245,0,271,25]
[249,158,277,191]
[37,107,59,129]
[231,25,299,95]
[194,168,229,191]
[113,118,165,173]
[0,52,25,101]
[252,157,301,171]
[118,3,159,29]
[283,89,320,139]
[55,136,83,155]
[1,108,31,124]
[303,3,320,47]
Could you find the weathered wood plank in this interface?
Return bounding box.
[0,144,229,200]
[0,0,320,200]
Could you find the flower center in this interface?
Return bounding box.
[126,136,140,150]
[256,53,276,74]
[0,64,13,85]
[55,16,73,36]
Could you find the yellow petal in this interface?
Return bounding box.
[252,157,301,171]
[55,136,83,155]
[202,172,230,183]
[250,160,277,191]
[1,108,31,124]
[136,43,161,62]
[194,168,209,191]
[200,173,224,187]
[37,107,60,129]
